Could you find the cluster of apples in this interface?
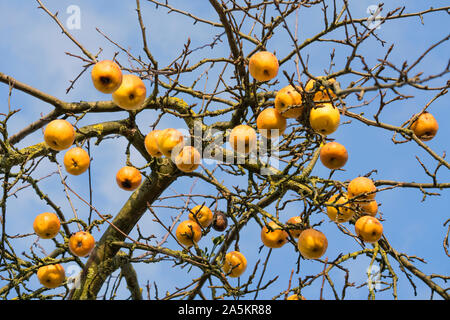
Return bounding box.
[36,60,206,289]
[326,176,383,244]
[224,52,350,170]
[173,51,438,281]
[242,51,341,147]
[115,128,203,192]
[243,51,343,261]
[93,61,203,182]
[174,204,247,277]
[39,108,103,289]
[43,119,89,175]
[176,205,212,247]
[172,51,374,280]
[174,204,250,279]
[33,212,95,288]
[35,54,440,290]
[143,128,202,175]
[175,203,247,278]
[92,60,147,111]
[244,50,441,266]
[37,121,96,288]
[35,60,148,289]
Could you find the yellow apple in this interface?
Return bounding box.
[222,251,247,278]
[44,119,75,151]
[297,228,328,259]
[248,51,279,82]
[305,77,337,102]
[286,216,303,238]
[63,147,90,175]
[261,221,289,248]
[257,107,287,139]
[229,124,257,154]
[116,166,142,191]
[175,220,202,247]
[112,74,147,110]
[174,146,201,173]
[91,60,123,94]
[347,177,377,200]
[357,199,378,217]
[355,215,383,243]
[189,205,213,228]
[156,128,185,158]
[33,212,61,239]
[37,264,65,289]
[325,193,355,223]
[410,111,439,141]
[144,130,163,158]
[320,141,348,170]
[274,85,304,119]
[309,103,340,135]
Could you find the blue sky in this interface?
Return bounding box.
[0,1,449,300]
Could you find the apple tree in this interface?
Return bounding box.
[0,0,449,300]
